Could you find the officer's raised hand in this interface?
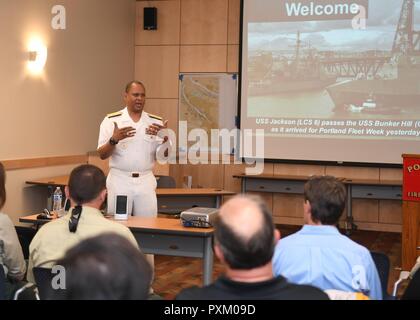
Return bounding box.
[146,120,168,137]
[112,122,136,142]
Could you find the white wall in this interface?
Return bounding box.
[0,0,136,222]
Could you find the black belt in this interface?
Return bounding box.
[132,173,140,178]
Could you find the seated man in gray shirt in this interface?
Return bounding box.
[0,161,26,299]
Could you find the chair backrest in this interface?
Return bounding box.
[15,226,36,260]
[370,251,390,299]
[33,267,54,300]
[0,264,6,300]
[156,175,176,188]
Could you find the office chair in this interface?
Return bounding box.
[156,175,176,188]
[392,256,420,300]
[0,264,38,300]
[15,226,37,260]
[156,176,182,217]
[401,267,420,300]
[33,267,54,300]
[370,251,391,299]
[0,264,6,300]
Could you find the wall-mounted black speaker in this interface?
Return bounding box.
[144,7,157,30]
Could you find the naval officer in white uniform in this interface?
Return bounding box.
[97,80,168,218]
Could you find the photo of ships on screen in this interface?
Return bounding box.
[144,7,157,30]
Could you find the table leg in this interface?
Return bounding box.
[203,236,213,285]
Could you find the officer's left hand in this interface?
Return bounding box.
[146,120,168,136]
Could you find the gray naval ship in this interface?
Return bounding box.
[326,0,420,115]
[248,31,336,96]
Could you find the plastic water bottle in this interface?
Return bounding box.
[52,187,63,216]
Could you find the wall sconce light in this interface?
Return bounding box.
[27,38,47,75]
[28,51,37,61]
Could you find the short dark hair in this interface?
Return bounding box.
[125,80,145,93]
[0,162,6,210]
[53,233,152,300]
[214,196,275,270]
[68,164,106,205]
[304,175,346,225]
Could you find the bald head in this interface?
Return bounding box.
[219,196,264,242]
[214,195,276,270]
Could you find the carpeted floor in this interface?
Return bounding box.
[152,225,402,300]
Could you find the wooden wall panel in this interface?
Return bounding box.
[379,200,403,224]
[224,162,248,192]
[197,164,225,189]
[325,166,379,180]
[224,161,274,193]
[227,45,239,73]
[355,222,401,233]
[402,201,420,269]
[273,194,304,218]
[352,199,379,223]
[169,162,224,189]
[274,163,325,176]
[145,99,179,138]
[3,155,87,171]
[228,0,240,45]
[87,153,109,175]
[180,0,228,44]
[248,191,273,213]
[170,163,196,187]
[153,162,171,176]
[180,45,227,72]
[135,46,180,98]
[380,167,403,181]
[273,216,305,226]
[136,1,181,45]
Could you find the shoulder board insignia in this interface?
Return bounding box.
[148,113,163,121]
[107,111,122,119]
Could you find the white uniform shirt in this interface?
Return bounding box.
[97,107,163,173]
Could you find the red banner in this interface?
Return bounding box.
[403,156,420,202]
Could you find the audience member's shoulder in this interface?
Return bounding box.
[276,229,303,246]
[0,212,13,226]
[339,232,371,255]
[38,216,67,230]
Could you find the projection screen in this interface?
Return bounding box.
[240,0,420,164]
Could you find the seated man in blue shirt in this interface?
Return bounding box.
[272,175,382,300]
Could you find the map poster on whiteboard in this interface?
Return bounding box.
[179,73,237,153]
